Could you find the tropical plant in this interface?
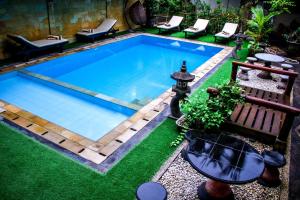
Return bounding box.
[239,1,258,32]
[194,0,211,18]
[266,0,295,14]
[245,6,275,43]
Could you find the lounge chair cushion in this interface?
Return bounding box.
[77,18,117,36]
[156,16,184,30]
[32,38,68,47]
[184,19,209,33]
[215,23,238,38]
[7,34,68,48]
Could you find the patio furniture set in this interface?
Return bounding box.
[137,56,299,200]
[136,131,287,200]
[155,15,238,41]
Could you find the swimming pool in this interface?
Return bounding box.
[0,34,223,141]
[27,35,222,106]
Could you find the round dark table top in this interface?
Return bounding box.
[185,131,265,184]
[255,53,285,63]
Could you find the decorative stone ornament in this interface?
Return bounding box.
[170,61,195,118]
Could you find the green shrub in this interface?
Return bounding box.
[181,82,244,130]
[194,0,239,34]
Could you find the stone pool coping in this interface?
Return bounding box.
[0,33,233,167]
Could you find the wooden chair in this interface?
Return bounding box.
[207,61,300,153]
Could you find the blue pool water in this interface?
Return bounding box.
[0,72,134,140]
[28,35,222,105]
[0,35,223,140]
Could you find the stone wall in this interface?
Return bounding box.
[0,0,128,60]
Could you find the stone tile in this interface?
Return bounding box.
[44,122,65,133]
[69,134,84,143]
[96,130,122,146]
[1,111,18,120]
[114,121,132,133]
[60,130,76,138]
[14,117,32,128]
[128,112,144,124]
[153,102,167,112]
[130,119,149,131]
[4,104,21,113]
[148,98,163,107]
[17,110,34,119]
[99,141,123,156]
[163,96,173,105]
[143,110,160,121]
[27,124,48,135]
[116,129,137,143]
[139,105,154,115]
[42,132,65,144]
[79,148,106,164]
[78,138,94,147]
[14,63,26,68]
[60,140,84,154]
[30,116,48,126]
[88,143,104,152]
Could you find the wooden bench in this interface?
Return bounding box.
[208,61,300,153]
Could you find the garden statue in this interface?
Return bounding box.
[232,32,249,59]
[170,61,195,118]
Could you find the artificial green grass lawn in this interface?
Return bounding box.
[0,120,177,200]
[0,29,249,200]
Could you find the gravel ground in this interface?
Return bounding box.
[238,69,284,94]
[157,136,284,200]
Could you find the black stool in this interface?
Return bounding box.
[258,150,286,187]
[136,182,168,200]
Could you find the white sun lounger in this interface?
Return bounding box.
[214,23,238,41]
[76,18,118,42]
[184,19,209,38]
[156,16,184,33]
[7,34,68,61]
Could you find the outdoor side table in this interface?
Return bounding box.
[255,53,285,79]
[185,131,265,200]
